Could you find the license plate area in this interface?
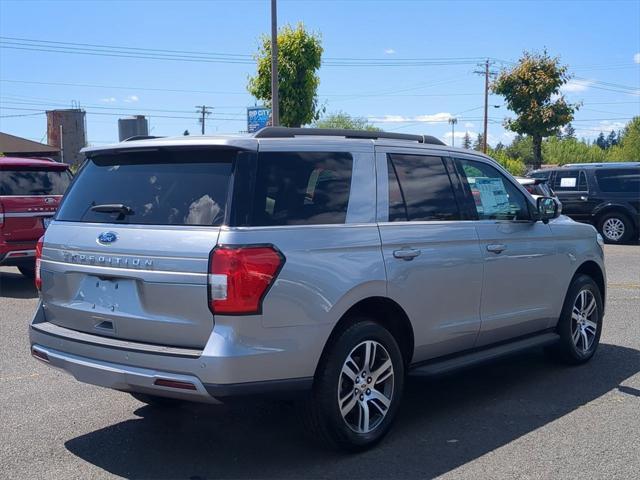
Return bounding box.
[79,276,136,313]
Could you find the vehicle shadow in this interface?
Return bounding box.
[0,269,38,299]
[64,343,640,479]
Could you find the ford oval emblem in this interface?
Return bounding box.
[98,232,118,244]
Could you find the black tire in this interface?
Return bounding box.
[551,274,603,365]
[303,319,405,451]
[18,265,36,278]
[597,211,634,244]
[130,392,184,407]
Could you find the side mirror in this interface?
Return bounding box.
[537,196,560,223]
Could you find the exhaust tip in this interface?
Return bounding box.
[31,348,49,363]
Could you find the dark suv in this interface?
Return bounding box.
[529,163,640,243]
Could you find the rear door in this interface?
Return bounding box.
[40,147,242,349]
[551,169,596,222]
[453,155,560,346]
[0,167,71,243]
[376,147,483,362]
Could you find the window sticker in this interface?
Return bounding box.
[560,177,577,188]
[475,177,510,215]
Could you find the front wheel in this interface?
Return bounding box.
[598,212,633,244]
[552,274,603,364]
[304,319,405,451]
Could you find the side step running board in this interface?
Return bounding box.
[410,332,560,377]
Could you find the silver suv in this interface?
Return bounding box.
[30,127,606,450]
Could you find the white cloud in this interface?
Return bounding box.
[464,122,475,128]
[443,130,477,140]
[561,79,592,93]
[100,97,116,103]
[384,48,396,55]
[634,53,640,64]
[369,112,453,123]
[123,95,139,103]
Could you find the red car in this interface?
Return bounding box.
[0,157,72,277]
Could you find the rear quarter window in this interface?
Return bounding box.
[595,168,640,194]
[249,151,353,226]
[56,149,234,226]
[0,169,72,196]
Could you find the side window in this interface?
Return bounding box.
[456,158,530,221]
[387,154,460,222]
[250,151,353,226]
[595,168,640,193]
[554,169,588,192]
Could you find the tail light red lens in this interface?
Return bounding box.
[208,245,284,315]
[35,236,44,290]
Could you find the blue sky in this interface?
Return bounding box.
[1,0,639,147]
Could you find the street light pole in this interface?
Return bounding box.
[448,117,458,147]
[270,0,279,127]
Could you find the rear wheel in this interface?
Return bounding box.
[304,319,405,451]
[130,392,184,407]
[18,265,35,278]
[598,212,633,244]
[552,274,603,364]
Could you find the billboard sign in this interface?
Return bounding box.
[247,106,272,133]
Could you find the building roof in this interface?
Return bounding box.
[0,132,60,155]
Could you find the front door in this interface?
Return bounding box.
[453,156,560,347]
[376,149,483,363]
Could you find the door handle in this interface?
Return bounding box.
[486,244,507,254]
[393,248,421,260]
[580,196,588,201]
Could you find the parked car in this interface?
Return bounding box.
[30,128,606,451]
[0,157,72,277]
[516,177,556,200]
[528,162,640,243]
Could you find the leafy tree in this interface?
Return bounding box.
[462,132,472,149]
[248,23,323,127]
[488,147,526,175]
[505,135,535,164]
[607,116,640,161]
[492,50,579,168]
[494,141,505,152]
[595,132,607,149]
[313,111,379,131]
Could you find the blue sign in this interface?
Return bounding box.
[247,107,272,133]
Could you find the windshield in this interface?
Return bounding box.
[0,169,72,196]
[56,149,234,226]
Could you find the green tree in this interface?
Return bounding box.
[462,132,472,149]
[247,23,323,127]
[313,111,379,131]
[606,130,618,148]
[492,50,579,168]
[606,116,640,161]
[564,123,576,140]
[595,132,607,149]
[473,133,485,151]
[488,147,526,175]
[505,135,535,164]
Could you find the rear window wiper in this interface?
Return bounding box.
[90,203,135,220]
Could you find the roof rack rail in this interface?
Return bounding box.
[122,135,164,142]
[562,162,640,168]
[253,127,446,146]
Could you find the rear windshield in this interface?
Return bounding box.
[56,149,233,226]
[595,168,640,193]
[0,169,72,196]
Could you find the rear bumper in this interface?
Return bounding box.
[0,241,37,266]
[29,302,319,402]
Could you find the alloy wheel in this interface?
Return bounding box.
[338,340,394,434]
[603,217,625,241]
[571,289,598,353]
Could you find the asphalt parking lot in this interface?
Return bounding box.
[1,244,639,479]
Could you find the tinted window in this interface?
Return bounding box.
[56,149,233,226]
[523,181,552,197]
[456,158,530,221]
[595,168,640,193]
[554,170,588,191]
[0,169,72,196]
[250,152,353,226]
[387,154,459,221]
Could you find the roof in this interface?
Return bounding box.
[561,162,640,168]
[0,156,69,170]
[0,132,60,155]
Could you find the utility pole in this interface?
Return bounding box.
[448,117,458,147]
[196,105,212,135]
[474,59,495,154]
[270,0,280,126]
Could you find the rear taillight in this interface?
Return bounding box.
[35,236,44,290]
[208,245,284,315]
